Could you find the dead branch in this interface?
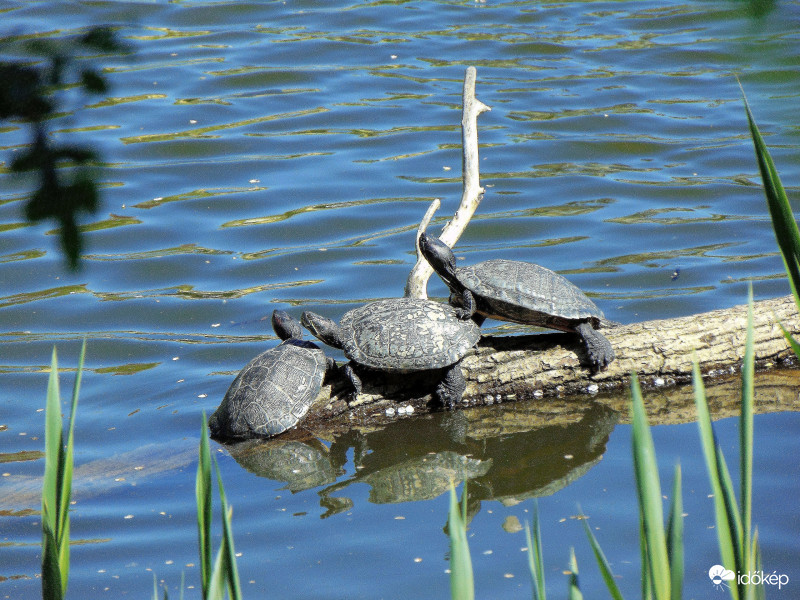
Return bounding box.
[405,66,491,298]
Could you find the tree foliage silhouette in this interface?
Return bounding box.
[1,27,127,270]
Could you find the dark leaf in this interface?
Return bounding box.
[80,27,124,53]
[80,69,107,94]
[0,64,51,120]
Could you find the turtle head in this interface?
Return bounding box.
[301,311,345,350]
[272,309,303,341]
[418,232,459,286]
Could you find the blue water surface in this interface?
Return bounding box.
[2,1,800,598]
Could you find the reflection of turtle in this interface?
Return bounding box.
[361,451,491,504]
[301,298,480,407]
[418,233,614,371]
[209,310,334,439]
[230,438,339,493]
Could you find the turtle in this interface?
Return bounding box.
[208,310,335,439]
[300,297,480,408]
[418,232,615,371]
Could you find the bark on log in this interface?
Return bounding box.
[300,294,800,432]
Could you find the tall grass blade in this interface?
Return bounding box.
[566,548,583,600]
[41,344,84,600]
[197,413,213,598]
[639,516,652,600]
[778,320,800,356]
[665,463,683,600]
[740,289,755,561]
[41,512,62,600]
[630,372,670,600]
[214,456,242,600]
[741,85,800,302]
[525,501,546,600]
[579,514,624,600]
[207,541,228,600]
[42,347,64,600]
[448,483,474,600]
[750,528,765,600]
[719,430,746,591]
[42,348,61,534]
[57,339,84,588]
[693,361,740,600]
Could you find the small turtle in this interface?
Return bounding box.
[209,310,335,439]
[418,233,615,371]
[301,298,480,408]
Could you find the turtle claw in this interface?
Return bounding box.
[436,363,467,409]
[454,307,473,321]
[576,322,614,373]
[450,289,477,321]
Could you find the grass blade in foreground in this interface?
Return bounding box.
[580,514,623,600]
[630,372,670,600]
[448,483,474,600]
[214,453,243,600]
[526,501,546,600]
[740,288,755,570]
[197,413,213,598]
[42,341,85,600]
[197,413,242,600]
[742,86,800,312]
[693,292,760,599]
[665,464,683,600]
[693,361,741,600]
[566,548,583,600]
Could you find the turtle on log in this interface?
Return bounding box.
[301,298,480,408]
[209,310,335,440]
[418,232,615,371]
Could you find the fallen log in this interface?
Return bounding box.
[299,294,800,432]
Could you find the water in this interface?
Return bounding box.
[2,0,800,597]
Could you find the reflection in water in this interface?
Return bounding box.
[360,451,491,505]
[231,438,341,493]
[226,402,618,518]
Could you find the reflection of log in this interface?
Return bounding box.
[230,402,618,516]
[300,294,800,430]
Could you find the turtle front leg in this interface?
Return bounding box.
[342,363,363,400]
[436,363,467,409]
[575,321,615,372]
[323,357,338,381]
[449,289,478,321]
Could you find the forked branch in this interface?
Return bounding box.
[405,66,491,298]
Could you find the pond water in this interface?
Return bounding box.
[2,0,800,598]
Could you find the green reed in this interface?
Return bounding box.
[526,501,547,600]
[692,288,762,600]
[742,85,800,361]
[197,412,242,600]
[448,484,474,600]
[39,345,240,599]
[41,341,85,600]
